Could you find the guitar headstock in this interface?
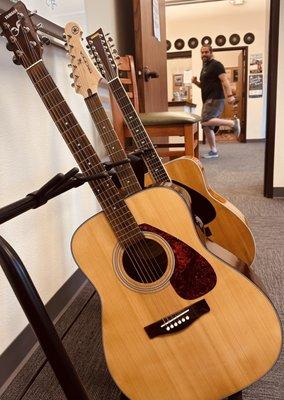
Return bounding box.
[86,28,119,82]
[0,1,43,69]
[64,22,101,98]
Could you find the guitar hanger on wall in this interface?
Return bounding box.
[0,0,65,47]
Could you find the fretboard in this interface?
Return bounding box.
[109,77,170,183]
[85,93,141,197]
[26,61,143,247]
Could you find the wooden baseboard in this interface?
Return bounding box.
[0,268,87,391]
[273,187,284,197]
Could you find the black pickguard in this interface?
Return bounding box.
[172,180,216,225]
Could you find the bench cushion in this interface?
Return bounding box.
[139,111,201,126]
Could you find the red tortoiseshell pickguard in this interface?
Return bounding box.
[139,224,217,300]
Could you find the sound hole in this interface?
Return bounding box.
[122,239,168,283]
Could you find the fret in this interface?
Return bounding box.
[33,73,51,85]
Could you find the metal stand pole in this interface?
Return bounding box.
[0,236,89,400]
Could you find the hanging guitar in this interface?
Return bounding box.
[86,29,256,269]
[0,4,281,400]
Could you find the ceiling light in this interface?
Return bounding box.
[229,0,245,5]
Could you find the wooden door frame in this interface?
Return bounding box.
[213,46,248,142]
[264,0,280,197]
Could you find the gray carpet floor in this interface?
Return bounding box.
[1,141,283,400]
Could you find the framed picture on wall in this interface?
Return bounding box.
[250,54,263,73]
[173,74,183,87]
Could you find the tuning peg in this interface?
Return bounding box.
[35,23,43,30]
[67,63,72,68]
[15,50,24,58]
[41,36,51,45]
[70,73,74,78]
[12,55,21,65]
[29,41,37,47]
[17,12,24,20]
[6,42,14,51]
[28,10,37,17]
[71,83,75,87]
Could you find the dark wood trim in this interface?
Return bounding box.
[213,46,248,142]
[264,0,280,198]
[213,46,247,53]
[168,101,196,107]
[273,187,284,198]
[246,138,266,143]
[167,50,192,59]
[0,0,64,45]
[0,268,87,391]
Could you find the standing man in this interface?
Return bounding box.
[192,45,240,158]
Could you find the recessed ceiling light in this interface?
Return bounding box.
[229,0,245,5]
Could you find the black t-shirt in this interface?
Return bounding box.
[200,59,226,102]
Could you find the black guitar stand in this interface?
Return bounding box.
[0,166,118,399]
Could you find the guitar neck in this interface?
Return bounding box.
[108,77,170,183]
[84,93,141,196]
[26,61,142,247]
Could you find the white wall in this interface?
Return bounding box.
[274,1,284,189]
[166,0,268,139]
[0,1,103,356]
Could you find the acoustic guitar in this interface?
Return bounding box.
[87,29,256,268]
[0,5,281,400]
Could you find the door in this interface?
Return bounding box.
[133,0,168,112]
[237,50,246,141]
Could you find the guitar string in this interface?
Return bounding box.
[108,78,171,183]
[51,37,169,281]
[12,34,157,285]
[84,93,169,277]
[29,62,164,283]
[18,38,166,285]
[87,38,168,183]
[64,37,169,281]
[7,25,182,321]
[84,93,141,196]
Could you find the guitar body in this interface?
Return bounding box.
[145,157,255,267]
[71,187,281,400]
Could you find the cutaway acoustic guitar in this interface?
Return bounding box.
[0,4,281,400]
[87,28,256,269]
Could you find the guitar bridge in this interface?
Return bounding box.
[144,299,210,339]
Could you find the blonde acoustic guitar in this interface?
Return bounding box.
[72,185,281,400]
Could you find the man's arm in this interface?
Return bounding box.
[192,76,201,88]
[219,73,235,103]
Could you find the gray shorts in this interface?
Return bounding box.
[201,99,225,124]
